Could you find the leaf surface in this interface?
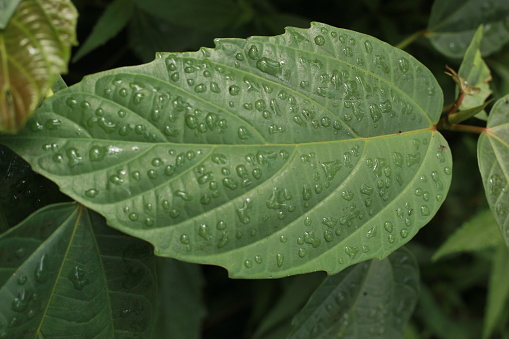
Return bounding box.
[288,248,419,339]
[427,0,509,58]
[0,203,156,338]
[478,95,509,245]
[0,0,77,132]
[0,22,452,278]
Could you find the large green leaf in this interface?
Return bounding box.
[427,0,509,58]
[288,248,419,339]
[0,0,77,133]
[0,22,451,278]
[478,94,509,245]
[0,203,156,338]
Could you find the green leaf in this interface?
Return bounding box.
[0,0,77,133]
[0,22,451,278]
[0,0,22,29]
[448,100,493,125]
[478,95,509,245]
[288,248,419,339]
[457,25,492,120]
[72,0,134,62]
[153,258,206,339]
[427,0,509,58]
[0,203,156,338]
[0,204,7,234]
[484,245,509,339]
[127,0,242,31]
[433,209,502,261]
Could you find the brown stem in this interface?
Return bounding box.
[448,91,466,116]
[447,124,486,134]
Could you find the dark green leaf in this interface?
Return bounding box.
[153,258,206,339]
[0,203,156,338]
[73,0,135,62]
[0,0,77,132]
[427,0,509,58]
[0,22,451,278]
[478,95,509,245]
[484,245,509,339]
[288,248,419,339]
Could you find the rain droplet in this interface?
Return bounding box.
[68,266,90,291]
[129,213,138,221]
[400,229,409,238]
[314,35,325,46]
[244,260,253,268]
[256,58,282,76]
[276,253,285,267]
[85,189,98,198]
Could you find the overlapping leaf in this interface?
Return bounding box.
[478,95,509,245]
[0,22,452,278]
[288,248,419,339]
[0,0,77,133]
[0,203,156,338]
[427,0,509,58]
[457,26,492,120]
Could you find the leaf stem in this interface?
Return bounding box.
[395,29,427,49]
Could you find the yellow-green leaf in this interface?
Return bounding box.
[0,0,77,133]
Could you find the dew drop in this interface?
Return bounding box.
[128,213,138,221]
[68,265,90,291]
[229,85,240,96]
[344,246,359,259]
[248,45,260,60]
[256,58,282,76]
[244,260,253,268]
[85,189,98,198]
[276,253,285,267]
[384,221,393,233]
[298,248,307,258]
[280,235,287,243]
[364,40,373,53]
[180,234,190,244]
[314,35,325,46]
[341,190,354,201]
[420,205,430,216]
[400,229,409,238]
[388,234,395,243]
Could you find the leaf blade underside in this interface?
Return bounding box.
[0,22,451,278]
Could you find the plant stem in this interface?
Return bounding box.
[395,29,427,49]
[448,91,466,116]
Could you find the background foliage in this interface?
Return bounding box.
[1,0,509,338]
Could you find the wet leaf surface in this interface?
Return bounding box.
[478,94,509,245]
[288,248,419,339]
[0,22,452,278]
[0,203,156,338]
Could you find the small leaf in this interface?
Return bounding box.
[0,0,77,133]
[73,0,134,62]
[457,25,492,120]
[0,22,451,278]
[427,0,509,58]
[478,95,509,245]
[433,209,502,261]
[288,248,419,339]
[448,99,494,125]
[0,203,156,337]
[484,245,509,339]
[0,0,22,29]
